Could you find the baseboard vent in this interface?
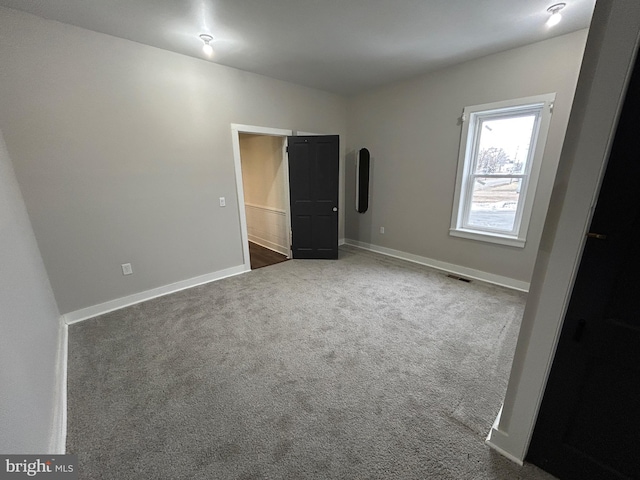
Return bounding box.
[447,274,472,283]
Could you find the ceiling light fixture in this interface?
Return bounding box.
[546,3,566,27]
[199,34,214,56]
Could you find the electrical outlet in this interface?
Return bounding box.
[380,227,385,234]
[219,197,226,207]
[121,263,133,276]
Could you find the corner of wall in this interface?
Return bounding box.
[491,1,640,465]
[49,315,68,454]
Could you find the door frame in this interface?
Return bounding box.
[231,124,293,271]
[296,131,323,135]
[485,3,640,464]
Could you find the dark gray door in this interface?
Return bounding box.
[527,52,640,480]
[288,135,339,259]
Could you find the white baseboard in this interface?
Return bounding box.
[486,429,525,466]
[50,316,68,454]
[248,235,289,257]
[63,265,248,324]
[245,203,289,256]
[486,435,525,466]
[485,406,525,466]
[344,239,529,292]
[339,237,346,246]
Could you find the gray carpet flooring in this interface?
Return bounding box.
[67,246,557,480]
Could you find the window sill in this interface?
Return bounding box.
[449,228,526,248]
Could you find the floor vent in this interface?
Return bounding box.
[447,274,471,283]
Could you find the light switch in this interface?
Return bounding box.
[219,197,226,207]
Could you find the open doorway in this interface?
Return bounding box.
[239,133,289,269]
[231,124,293,271]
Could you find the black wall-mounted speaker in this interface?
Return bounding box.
[356,148,370,213]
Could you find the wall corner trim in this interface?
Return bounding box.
[50,316,68,454]
[64,265,249,324]
[343,239,529,292]
[486,433,525,466]
[485,406,525,466]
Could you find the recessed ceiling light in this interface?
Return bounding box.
[546,3,566,27]
[199,34,214,56]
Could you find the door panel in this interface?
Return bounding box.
[290,143,312,200]
[527,52,640,479]
[315,214,333,250]
[563,360,638,472]
[288,135,339,259]
[296,215,313,253]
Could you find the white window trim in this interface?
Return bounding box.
[450,93,556,248]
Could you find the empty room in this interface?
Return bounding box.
[1,1,639,479]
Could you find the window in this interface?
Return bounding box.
[450,94,555,247]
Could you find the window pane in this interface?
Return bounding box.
[474,115,536,175]
[467,177,522,232]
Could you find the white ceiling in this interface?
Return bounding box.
[0,0,596,95]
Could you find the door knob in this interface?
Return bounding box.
[587,232,607,240]
[332,207,338,212]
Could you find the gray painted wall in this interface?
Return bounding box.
[0,129,61,453]
[346,30,589,285]
[0,7,347,315]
